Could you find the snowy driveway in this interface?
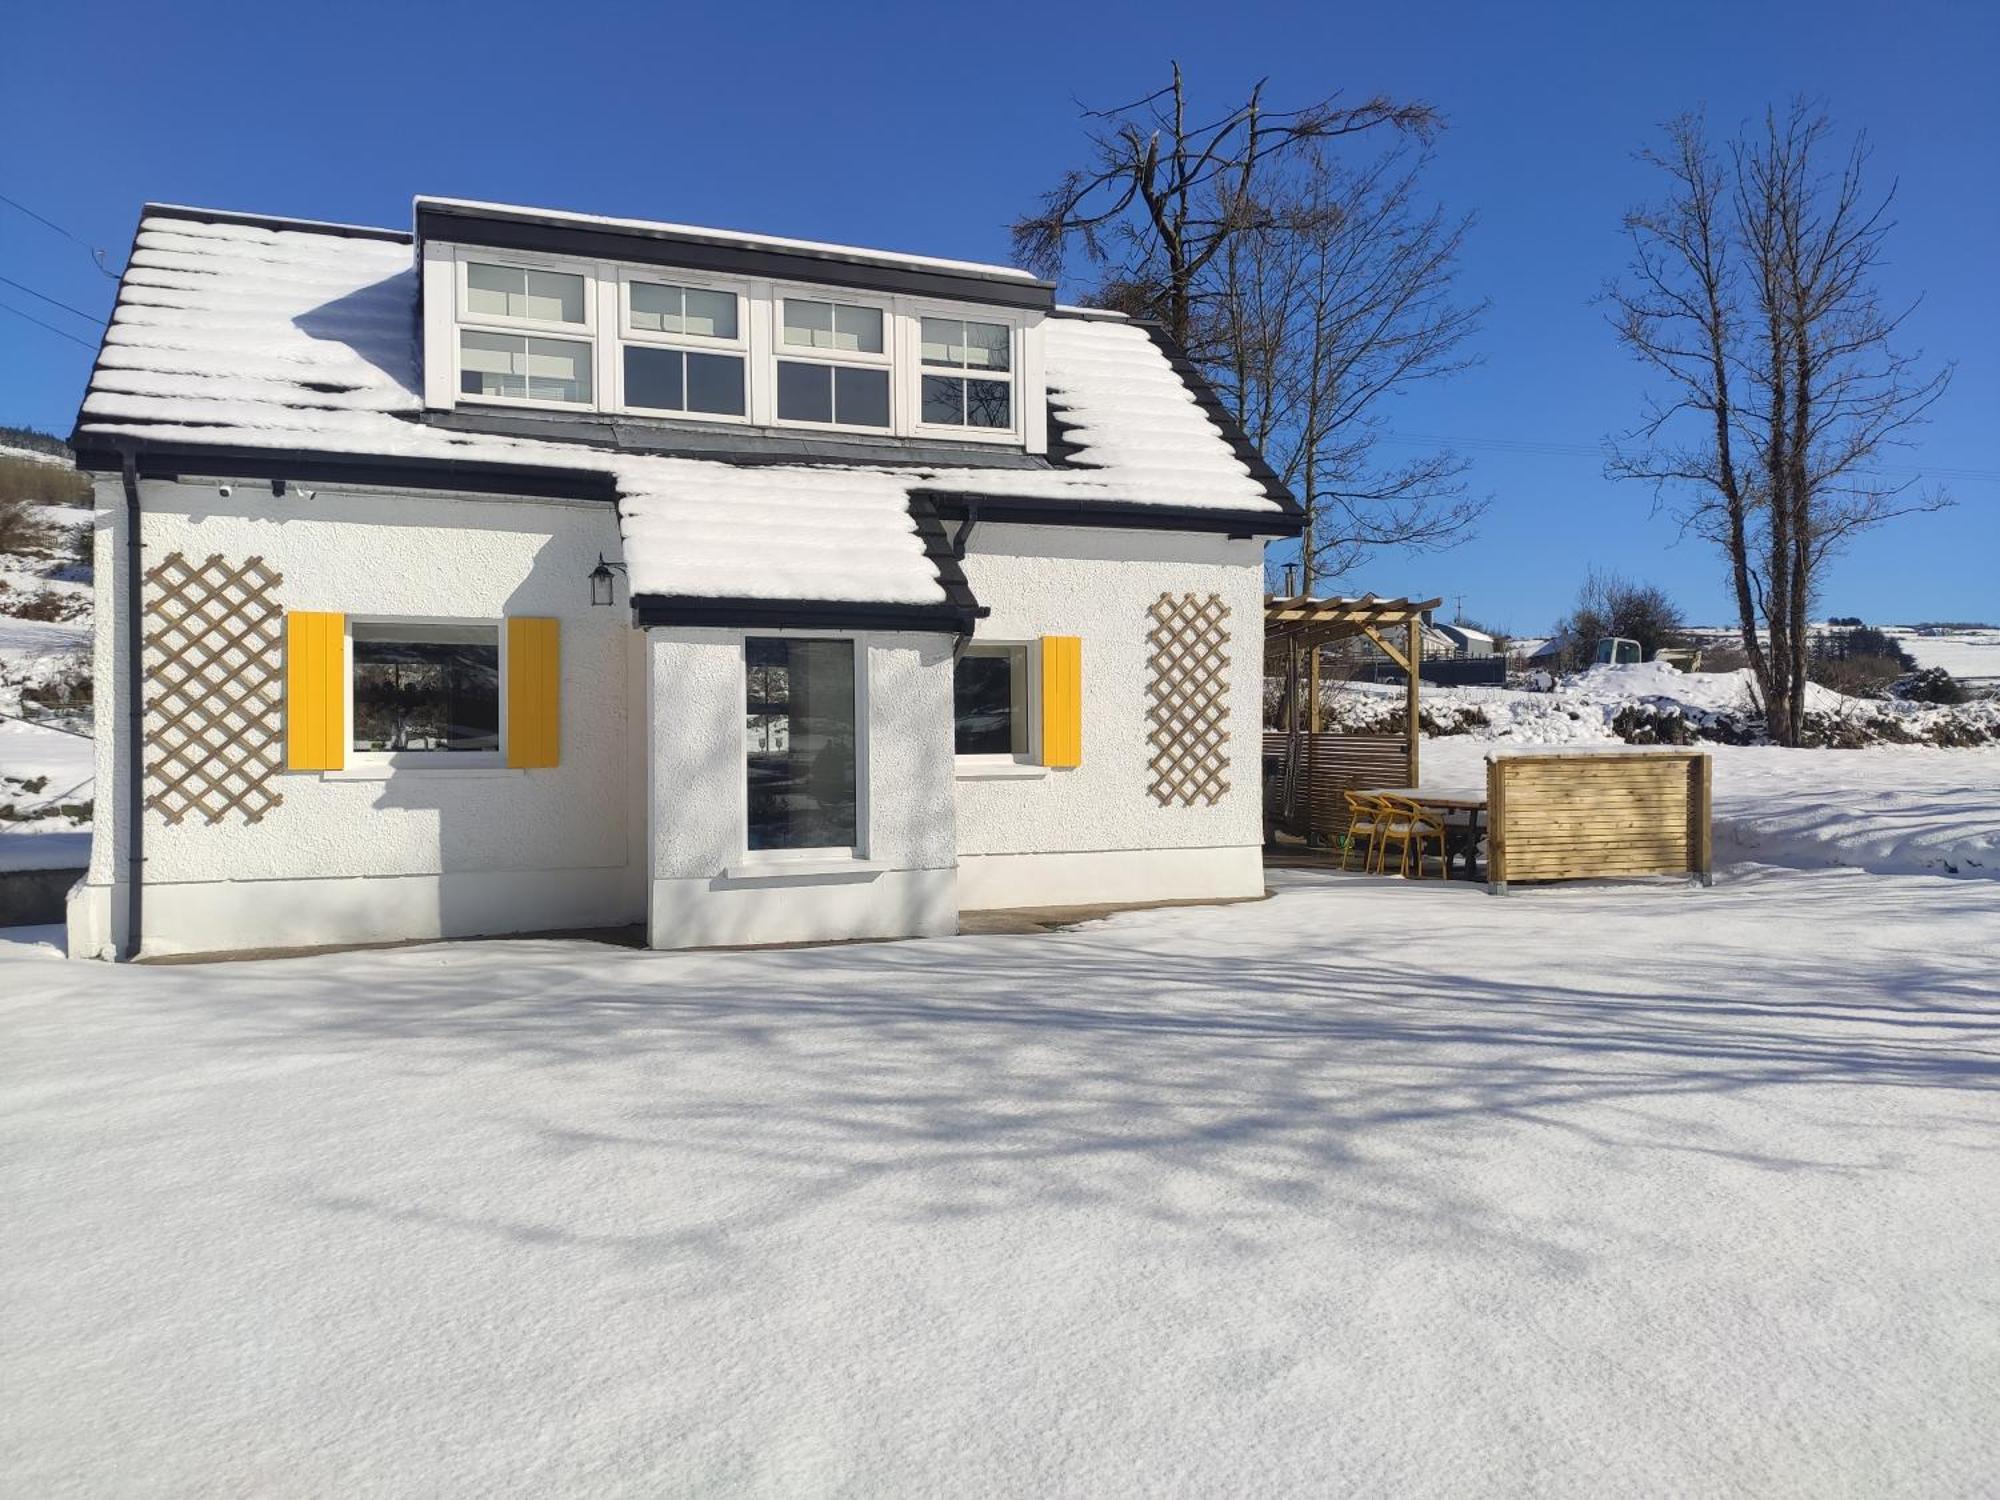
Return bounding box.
[4,865,1997,1496]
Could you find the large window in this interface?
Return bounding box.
[954,643,1031,757]
[622,278,746,417]
[776,296,892,429]
[458,259,593,406]
[745,638,858,852]
[352,622,500,755]
[920,316,1013,430]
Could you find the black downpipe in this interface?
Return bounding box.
[118,449,143,960]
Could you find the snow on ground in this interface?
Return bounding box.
[0,615,89,711]
[3,864,1995,1495]
[1889,627,2000,687]
[0,712,94,872]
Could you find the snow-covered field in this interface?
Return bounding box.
[4,859,1996,1495]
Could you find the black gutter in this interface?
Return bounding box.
[921,490,1302,539]
[70,441,617,504]
[632,594,984,634]
[118,448,144,961]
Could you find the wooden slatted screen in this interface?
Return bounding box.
[505,617,561,769]
[1262,731,1413,845]
[1487,752,1712,891]
[285,611,346,773]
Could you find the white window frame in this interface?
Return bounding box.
[612,266,754,425]
[343,615,508,772]
[737,630,872,866]
[451,247,600,413]
[906,303,1025,444]
[770,284,899,436]
[952,639,1044,775]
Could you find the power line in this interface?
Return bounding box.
[1379,429,1999,484]
[0,190,120,278]
[0,297,98,350]
[0,272,105,325]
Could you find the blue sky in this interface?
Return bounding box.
[3,0,1993,630]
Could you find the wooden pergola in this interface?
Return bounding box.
[1266,592,1442,787]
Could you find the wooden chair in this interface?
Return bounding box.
[1340,791,1386,872]
[1374,795,1448,879]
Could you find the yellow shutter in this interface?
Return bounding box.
[506,617,561,769]
[285,611,346,772]
[1040,635,1083,768]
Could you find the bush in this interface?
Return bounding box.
[0,497,58,555]
[1810,652,1906,700]
[0,456,90,508]
[1548,569,1683,668]
[1896,667,1967,705]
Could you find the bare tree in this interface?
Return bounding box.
[1606,103,1952,744]
[1017,66,1484,590]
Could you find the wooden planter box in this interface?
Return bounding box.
[1487,751,1712,893]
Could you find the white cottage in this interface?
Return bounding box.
[65,199,1301,960]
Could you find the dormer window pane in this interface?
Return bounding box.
[466,263,585,325]
[922,374,1011,430]
[630,280,739,340]
[920,317,1011,372]
[783,299,884,355]
[460,331,592,404]
[778,361,890,428]
[625,346,746,416]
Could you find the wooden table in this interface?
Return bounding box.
[1357,787,1489,880]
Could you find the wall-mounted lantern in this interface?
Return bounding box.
[588,552,627,607]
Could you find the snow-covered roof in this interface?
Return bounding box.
[75,207,1295,609]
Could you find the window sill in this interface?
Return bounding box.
[320,761,520,782]
[955,758,1048,781]
[722,856,887,883]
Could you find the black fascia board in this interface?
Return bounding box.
[417,204,1055,313]
[921,490,1303,540]
[632,594,984,633]
[69,438,616,503]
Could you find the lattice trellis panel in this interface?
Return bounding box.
[143,552,286,825]
[1146,592,1233,807]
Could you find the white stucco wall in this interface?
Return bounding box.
[74,476,645,957]
[645,627,957,948]
[953,523,1267,909]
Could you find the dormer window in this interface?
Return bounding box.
[429,238,1042,448]
[776,295,892,430]
[919,317,1012,430]
[619,275,747,418]
[456,258,595,407]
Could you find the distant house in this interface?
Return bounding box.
[1433,622,1496,658]
[64,198,1301,959]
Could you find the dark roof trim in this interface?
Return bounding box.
[1128,320,1302,517]
[142,202,412,244]
[69,438,616,503]
[632,594,983,634]
[921,491,1302,539]
[417,203,1055,313]
[905,493,984,618]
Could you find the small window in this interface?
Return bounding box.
[625,346,746,416]
[630,281,739,340]
[920,317,1014,430]
[783,299,885,354]
[460,331,592,404]
[745,638,858,851]
[465,262,586,325]
[352,622,499,755]
[954,643,1031,756]
[777,361,891,428]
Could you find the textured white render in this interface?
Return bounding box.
[75,212,1285,606]
[74,478,646,958]
[954,524,1266,909]
[644,629,957,947]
